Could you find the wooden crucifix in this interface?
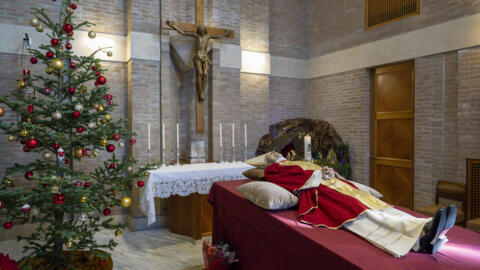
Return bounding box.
[163,0,235,134]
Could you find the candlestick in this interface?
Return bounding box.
[176,123,180,165]
[244,123,247,161]
[219,123,223,163]
[232,123,235,162]
[147,124,151,150]
[162,123,166,167]
[304,134,312,162]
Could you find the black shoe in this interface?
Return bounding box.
[420,207,447,254]
[439,204,457,238]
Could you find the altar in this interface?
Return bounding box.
[140,162,253,239]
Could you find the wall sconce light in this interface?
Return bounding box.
[241,50,270,75]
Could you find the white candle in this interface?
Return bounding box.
[147,124,151,150]
[176,123,179,150]
[244,123,247,147]
[219,123,222,148]
[162,123,165,150]
[304,134,312,162]
[232,123,235,147]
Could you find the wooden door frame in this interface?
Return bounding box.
[369,60,415,208]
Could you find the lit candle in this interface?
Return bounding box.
[244,123,247,147]
[219,123,222,148]
[176,123,179,150]
[304,134,312,162]
[162,123,165,150]
[232,123,235,147]
[147,123,151,150]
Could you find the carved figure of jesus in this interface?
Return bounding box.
[166,21,232,101]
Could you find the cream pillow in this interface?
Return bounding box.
[246,152,284,169]
[237,181,298,210]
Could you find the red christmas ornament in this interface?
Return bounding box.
[27,104,34,114]
[95,72,100,77]
[0,201,3,209]
[30,57,38,64]
[68,87,75,94]
[109,163,115,169]
[92,66,97,71]
[52,143,60,150]
[43,87,51,95]
[65,43,72,50]
[23,145,31,152]
[20,140,27,145]
[50,38,59,46]
[137,181,145,188]
[99,260,106,266]
[82,148,87,157]
[53,193,66,205]
[76,127,84,133]
[25,171,33,180]
[106,144,115,152]
[103,208,111,216]
[63,23,73,33]
[108,100,114,106]
[104,93,113,101]
[72,111,80,118]
[70,3,77,9]
[64,159,70,164]
[96,76,107,85]
[67,31,74,37]
[112,134,121,141]
[74,181,82,187]
[94,82,99,87]
[22,205,31,213]
[23,69,31,76]
[26,138,39,149]
[46,51,54,58]
[70,62,77,69]
[84,182,91,188]
[3,221,13,230]
[129,138,136,145]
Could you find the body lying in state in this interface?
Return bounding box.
[240,152,456,257]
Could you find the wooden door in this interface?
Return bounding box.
[370,61,414,209]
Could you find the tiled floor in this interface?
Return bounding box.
[0,228,206,270]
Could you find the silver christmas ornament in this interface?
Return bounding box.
[88,30,96,39]
[52,111,62,120]
[74,103,84,112]
[79,212,88,222]
[31,206,40,216]
[88,122,96,129]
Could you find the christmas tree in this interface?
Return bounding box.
[0,1,156,268]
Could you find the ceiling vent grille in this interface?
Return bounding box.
[366,0,419,30]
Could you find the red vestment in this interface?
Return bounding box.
[264,162,369,228]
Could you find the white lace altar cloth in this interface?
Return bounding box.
[140,162,254,226]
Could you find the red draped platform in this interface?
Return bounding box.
[209,180,480,270]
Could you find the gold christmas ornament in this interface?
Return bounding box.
[65,241,73,248]
[58,47,64,52]
[17,80,26,89]
[104,114,111,121]
[80,196,88,203]
[74,147,84,158]
[144,172,150,178]
[50,185,59,194]
[93,104,100,110]
[26,117,32,123]
[74,103,84,112]
[29,17,39,26]
[129,156,134,161]
[3,178,13,187]
[20,129,29,137]
[92,150,100,157]
[100,138,109,147]
[119,142,125,148]
[88,30,96,39]
[42,152,53,160]
[0,106,5,117]
[45,67,54,74]
[101,118,108,124]
[7,135,15,142]
[65,6,73,14]
[107,51,113,57]
[120,196,132,207]
[52,111,62,120]
[98,105,104,112]
[127,166,133,173]
[31,206,40,216]
[51,59,64,71]
[115,229,122,236]
[35,24,44,32]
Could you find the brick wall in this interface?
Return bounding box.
[269,77,307,125]
[309,0,480,58]
[307,69,371,185]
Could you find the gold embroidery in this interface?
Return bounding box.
[280,160,323,171]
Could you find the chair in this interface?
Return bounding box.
[416,180,466,226]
